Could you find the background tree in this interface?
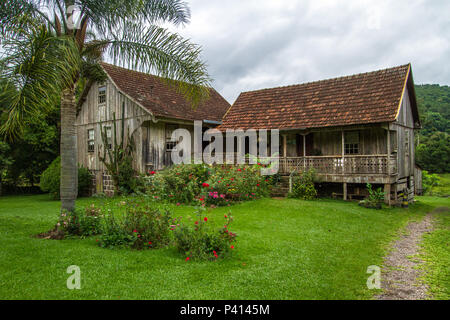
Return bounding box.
[415,84,450,173]
[0,141,13,196]
[0,0,210,212]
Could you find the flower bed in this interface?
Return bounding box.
[143,164,273,206]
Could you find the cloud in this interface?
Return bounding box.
[176,0,449,103]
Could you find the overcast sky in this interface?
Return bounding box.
[170,0,450,103]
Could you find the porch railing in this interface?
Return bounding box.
[192,153,396,175]
[278,155,397,175]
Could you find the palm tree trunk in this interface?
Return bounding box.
[60,87,78,212]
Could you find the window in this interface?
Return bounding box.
[165,124,178,152]
[87,129,95,153]
[166,141,177,152]
[103,126,112,150]
[98,83,106,105]
[344,131,359,155]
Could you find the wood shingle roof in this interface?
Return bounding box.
[219,64,414,130]
[101,63,231,122]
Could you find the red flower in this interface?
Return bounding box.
[150,171,156,175]
[256,184,260,187]
[204,217,208,222]
[231,245,235,249]
[195,221,199,225]
[224,215,228,218]
[202,183,210,188]
[237,169,242,172]
[133,229,137,233]
[199,198,204,202]
[185,257,190,261]
[148,241,152,245]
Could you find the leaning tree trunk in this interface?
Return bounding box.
[60,88,78,212]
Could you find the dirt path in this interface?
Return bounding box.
[376,208,447,300]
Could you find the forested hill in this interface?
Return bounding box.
[415,84,450,173]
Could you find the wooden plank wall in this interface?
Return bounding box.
[393,87,416,179]
[312,128,387,156]
[76,80,152,173]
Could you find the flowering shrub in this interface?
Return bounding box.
[288,169,317,200]
[143,164,210,203]
[201,165,271,205]
[143,164,271,206]
[58,204,102,237]
[99,198,172,249]
[172,209,237,261]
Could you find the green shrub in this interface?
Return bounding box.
[422,170,441,195]
[59,204,103,237]
[201,164,271,206]
[99,198,172,249]
[40,156,92,199]
[143,164,271,206]
[144,164,210,203]
[117,155,138,195]
[173,209,237,261]
[359,183,384,209]
[289,169,317,200]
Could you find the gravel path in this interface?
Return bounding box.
[376,209,444,300]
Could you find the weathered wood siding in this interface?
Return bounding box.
[76,80,153,173]
[392,87,416,179]
[76,80,198,174]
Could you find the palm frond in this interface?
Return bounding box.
[140,0,191,25]
[102,22,211,107]
[0,25,81,139]
[0,0,53,42]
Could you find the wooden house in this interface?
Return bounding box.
[75,63,231,193]
[218,64,421,205]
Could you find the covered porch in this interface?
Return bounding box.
[277,124,398,179]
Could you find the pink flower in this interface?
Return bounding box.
[176,203,181,206]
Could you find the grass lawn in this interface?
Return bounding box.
[419,202,450,300]
[0,194,448,300]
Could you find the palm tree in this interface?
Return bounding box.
[0,0,210,212]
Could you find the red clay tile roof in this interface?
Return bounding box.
[101,63,230,122]
[219,64,416,131]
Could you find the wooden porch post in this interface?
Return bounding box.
[303,134,306,170]
[387,127,391,176]
[343,182,348,201]
[384,183,391,206]
[341,131,345,174]
[282,134,287,172]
